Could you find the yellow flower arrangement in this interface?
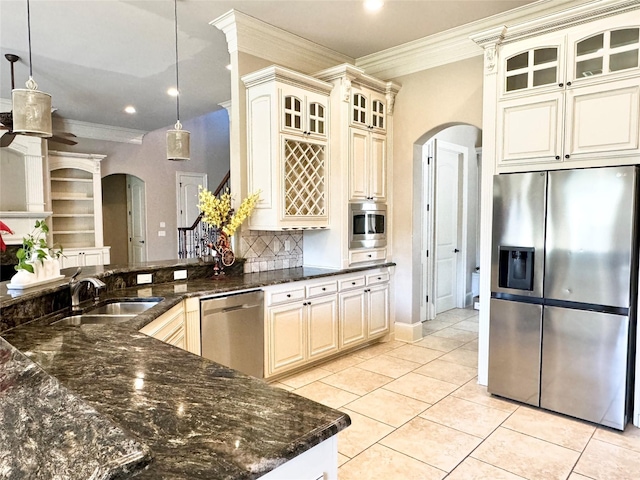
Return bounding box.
[198,187,260,237]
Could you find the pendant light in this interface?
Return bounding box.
[167,0,190,161]
[12,0,52,138]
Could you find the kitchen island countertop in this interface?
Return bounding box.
[0,262,395,478]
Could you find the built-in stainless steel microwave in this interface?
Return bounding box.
[349,202,387,249]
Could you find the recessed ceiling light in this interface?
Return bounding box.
[226,64,232,71]
[124,105,136,114]
[364,0,384,12]
[167,87,179,97]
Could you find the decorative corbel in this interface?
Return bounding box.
[386,92,396,116]
[485,46,497,74]
[341,78,352,103]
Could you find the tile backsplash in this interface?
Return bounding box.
[241,230,303,273]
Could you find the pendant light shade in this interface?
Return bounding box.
[12,0,52,138]
[167,120,190,161]
[167,0,189,161]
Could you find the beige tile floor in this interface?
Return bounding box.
[274,308,640,480]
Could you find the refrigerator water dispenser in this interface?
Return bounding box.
[498,246,535,291]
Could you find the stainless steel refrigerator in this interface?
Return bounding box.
[489,166,638,430]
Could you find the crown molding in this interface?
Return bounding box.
[242,65,333,94]
[53,118,145,145]
[211,9,353,74]
[355,0,595,80]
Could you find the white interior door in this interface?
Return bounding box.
[177,172,207,227]
[435,143,460,314]
[127,175,147,263]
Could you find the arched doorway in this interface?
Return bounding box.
[102,174,147,264]
[413,123,482,322]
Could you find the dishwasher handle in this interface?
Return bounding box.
[204,302,262,315]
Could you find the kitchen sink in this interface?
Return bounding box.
[53,298,163,326]
[86,301,161,315]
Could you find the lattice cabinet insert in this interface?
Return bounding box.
[283,139,326,217]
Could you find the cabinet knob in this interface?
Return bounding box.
[567,81,572,86]
[352,282,356,285]
[286,294,291,298]
[565,154,570,159]
[555,155,561,160]
[558,83,564,87]
[321,287,326,291]
[368,254,372,258]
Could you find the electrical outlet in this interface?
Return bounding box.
[173,269,187,280]
[137,273,153,284]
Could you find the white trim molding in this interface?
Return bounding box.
[394,321,424,343]
[53,118,145,145]
[211,9,354,74]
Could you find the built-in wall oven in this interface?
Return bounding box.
[349,202,387,249]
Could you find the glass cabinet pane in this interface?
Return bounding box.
[533,67,557,86]
[353,93,367,124]
[577,33,604,56]
[611,28,639,49]
[507,52,529,71]
[576,57,603,77]
[284,95,302,130]
[610,50,639,72]
[534,48,557,65]
[506,73,528,91]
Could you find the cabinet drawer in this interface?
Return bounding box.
[307,281,338,298]
[339,276,366,291]
[366,271,390,285]
[349,248,387,265]
[268,287,306,306]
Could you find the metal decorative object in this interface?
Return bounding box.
[12,0,52,138]
[167,0,190,161]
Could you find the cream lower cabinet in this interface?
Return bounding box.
[339,271,390,348]
[139,302,186,351]
[266,280,339,378]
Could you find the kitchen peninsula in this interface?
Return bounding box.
[0,259,399,479]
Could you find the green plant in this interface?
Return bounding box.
[15,220,63,273]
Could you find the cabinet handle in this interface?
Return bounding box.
[555,155,560,160]
[368,254,372,258]
[377,277,381,280]
[352,282,356,285]
[321,287,326,291]
[286,294,291,298]
[565,154,570,159]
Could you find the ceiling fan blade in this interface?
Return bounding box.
[0,133,17,147]
[49,134,78,146]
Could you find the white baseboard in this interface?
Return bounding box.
[394,321,424,343]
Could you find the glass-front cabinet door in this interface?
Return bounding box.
[500,32,564,96]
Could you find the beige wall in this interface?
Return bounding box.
[391,55,484,325]
[99,109,230,261]
[101,174,128,265]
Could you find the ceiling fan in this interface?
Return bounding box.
[0,53,77,148]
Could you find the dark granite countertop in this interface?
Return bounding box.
[0,262,394,479]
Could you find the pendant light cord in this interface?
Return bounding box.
[26,0,33,77]
[174,0,180,123]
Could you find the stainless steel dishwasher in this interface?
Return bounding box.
[200,290,264,378]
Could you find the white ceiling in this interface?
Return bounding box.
[0,0,535,134]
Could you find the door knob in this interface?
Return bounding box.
[454,248,460,253]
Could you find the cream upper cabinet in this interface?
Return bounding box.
[281,86,328,139]
[48,151,111,267]
[243,66,333,231]
[350,85,387,133]
[349,128,387,202]
[494,11,640,172]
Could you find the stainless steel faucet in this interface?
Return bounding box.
[70,268,106,310]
